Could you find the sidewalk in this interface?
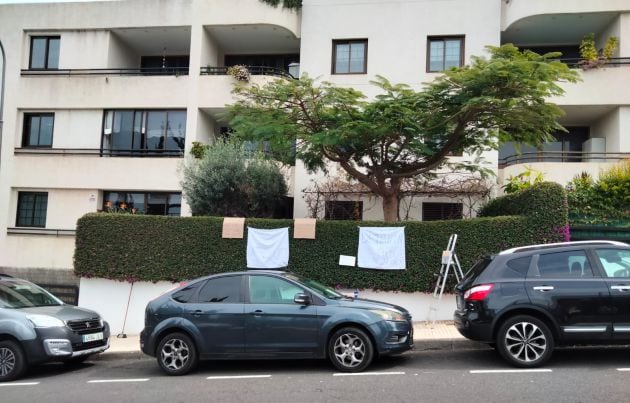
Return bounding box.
[102,321,485,360]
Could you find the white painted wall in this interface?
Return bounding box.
[13,109,103,149]
[593,107,621,153]
[500,161,619,186]
[78,278,456,336]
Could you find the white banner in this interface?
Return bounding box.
[246,227,290,269]
[357,227,406,270]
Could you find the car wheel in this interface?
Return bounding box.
[328,327,374,372]
[0,340,27,382]
[156,332,198,376]
[496,315,554,368]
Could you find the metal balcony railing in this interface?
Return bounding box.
[499,151,630,168]
[200,65,295,79]
[558,57,630,69]
[20,67,190,76]
[14,148,184,157]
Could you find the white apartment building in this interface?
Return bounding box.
[1,0,630,287]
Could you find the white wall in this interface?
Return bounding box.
[500,161,619,186]
[107,31,137,69]
[593,107,621,153]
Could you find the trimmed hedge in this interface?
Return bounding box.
[74,183,567,292]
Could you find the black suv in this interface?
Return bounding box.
[0,274,110,381]
[454,240,630,367]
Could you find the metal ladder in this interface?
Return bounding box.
[427,234,464,324]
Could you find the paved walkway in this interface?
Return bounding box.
[104,321,479,358]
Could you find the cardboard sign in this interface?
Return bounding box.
[294,218,316,239]
[339,255,356,267]
[222,217,245,239]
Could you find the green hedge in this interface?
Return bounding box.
[74,183,568,292]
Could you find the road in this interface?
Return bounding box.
[2,346,629,402]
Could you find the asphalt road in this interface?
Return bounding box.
[3,347,630,403]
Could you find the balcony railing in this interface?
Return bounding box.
[500,151,630,168]
[558,57,630,69]
[201,66,295,79]
[20,67,190,76]
[14,148,184,157]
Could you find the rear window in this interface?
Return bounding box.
[463,257,493,281]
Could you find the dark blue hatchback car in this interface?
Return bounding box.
[141,271,413,374]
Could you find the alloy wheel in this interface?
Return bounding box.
[333,333,366,368]
[0,347,16,377]
[160,338,190,371]
[504,321,547,363]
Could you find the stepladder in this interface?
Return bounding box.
[427,234,464,323]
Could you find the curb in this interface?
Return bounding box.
[97,350,147,361]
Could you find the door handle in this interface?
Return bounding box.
[533,286,554,292]
[611,285,630,292]
[192,310,203,317]
[250,310,264,316]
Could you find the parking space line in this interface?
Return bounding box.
[0,382,40,387]
[206,375,272,380]
[88,378,150,383]
[333,371,405,377]
[470,369,552,374]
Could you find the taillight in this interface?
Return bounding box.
[464,284,494,301]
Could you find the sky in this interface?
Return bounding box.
[0,0,113,3]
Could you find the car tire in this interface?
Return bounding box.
[0,340,27,382]
[496,315,554,368]
[328,327,374,372]
[156,332,198,376]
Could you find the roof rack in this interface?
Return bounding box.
[499,240,629,255]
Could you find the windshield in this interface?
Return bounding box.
[286,274,346,299]
[0,280,63,309]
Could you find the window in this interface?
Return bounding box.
[198,276,242,303]
[171,282,203,303]
[594,249,630,278]
[325,200,363,220]
[249,275,304,304]
[332,39,367,74]
[427,36,464,72]
[532,250,593,278]
[29,36,60,70]
[502,256,532,279]
[103,191,181,216]
[22,113,54,147]
[16,192,48,228]
[422,202,463,221]
[102,110,186,155]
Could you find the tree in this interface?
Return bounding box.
[181,141,288,217]
[259,0,302,10]
[228,44,578,221]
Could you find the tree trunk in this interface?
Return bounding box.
[382,193,399,222]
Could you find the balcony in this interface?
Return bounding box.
[201,65,297,80]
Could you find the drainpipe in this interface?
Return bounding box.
[0,40,5,172]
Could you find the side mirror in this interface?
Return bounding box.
[294,293,311,305]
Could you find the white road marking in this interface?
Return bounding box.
[88,378,150,383]
[617,368,630,371]
[0,382,40,387]
[333,371,405,377]
[470,369,552,374]
[206,375,272,380]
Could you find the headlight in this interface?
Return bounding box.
[26,314,65,328]
[369,309,406,322]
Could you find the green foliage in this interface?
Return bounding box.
[579,33,619,69]
[579,33,599,62]
[228,45,578,220]
[259,0,302,9]
[502,167,545,194]
[190,141,209,159]
[567,160,630,225]
[75,215,544,291]
[479,182,569,242]
[181,141,287,217]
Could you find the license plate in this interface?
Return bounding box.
[82,332,104,343]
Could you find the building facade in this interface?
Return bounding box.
[0,0,629,284]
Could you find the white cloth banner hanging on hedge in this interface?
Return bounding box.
[246,227,290,268]
[357,227,406,270]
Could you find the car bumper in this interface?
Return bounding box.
[454,309,493,342]
[370,319,414,356]
[24,322,110,364]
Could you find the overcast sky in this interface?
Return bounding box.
[0,0,114,3]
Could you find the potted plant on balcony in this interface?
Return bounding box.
[227,65,251,82]
[579,33,619,70]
